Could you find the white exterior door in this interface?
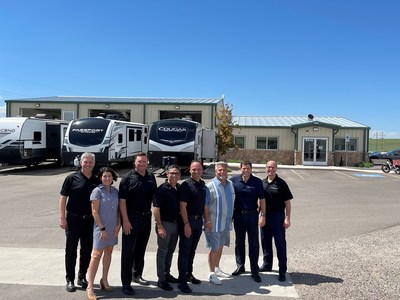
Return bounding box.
[302,138,328,166]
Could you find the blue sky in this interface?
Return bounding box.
[1,0,399,138]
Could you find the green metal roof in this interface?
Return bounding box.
[232,116,370,129]
[6,96,223,105]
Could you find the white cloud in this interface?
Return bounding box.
[370,130,400,139]
[0,104,5,118]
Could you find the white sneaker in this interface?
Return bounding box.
[215,267,232,278]
[208,272,222,285]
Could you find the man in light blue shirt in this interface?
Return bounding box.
[204,161,235,285]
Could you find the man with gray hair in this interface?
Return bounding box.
[204,161,235,285]
[59,152,100,293]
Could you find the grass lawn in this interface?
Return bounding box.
[369,139,400,152]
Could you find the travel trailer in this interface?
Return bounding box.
[62,117,148,166]
[0,117,68,166]
[148,118,216,169]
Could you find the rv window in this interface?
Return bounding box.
[118,134,123,143]
[137,130,142,141]
[33,131,42,141]
[128,129,135,141]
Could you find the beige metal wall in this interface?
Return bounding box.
[233,126,367,153]
[232,127,295,150]
[297,127,333,150]
[145,104,216,128]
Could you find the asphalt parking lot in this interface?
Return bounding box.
[0,163,399,299]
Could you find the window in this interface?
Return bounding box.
[268,137,278,149]
[33,131,42,141]
[335,138,358,151]
[256,137,278,150]
[234,136,245,149]
[63,111,74,121]
[129,130,136,142]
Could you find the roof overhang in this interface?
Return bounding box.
[291,121,341,130]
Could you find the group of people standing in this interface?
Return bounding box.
[59,152,292,299]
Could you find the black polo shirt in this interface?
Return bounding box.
[262,175,293,213]
[180,177,206,216]
[60,170,100,216]
[153,182,181,223]
[119,169,157,213]
[231,174,264,210]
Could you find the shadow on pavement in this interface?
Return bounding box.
[290,272,343,285]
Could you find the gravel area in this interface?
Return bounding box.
[289,225,400,299]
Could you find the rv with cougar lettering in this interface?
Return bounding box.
[148,118,216,169]
[62,117,148,166]
[0,117,68,166]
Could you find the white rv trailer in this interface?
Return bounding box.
[148,118,216,169]
[0,117,68,166]
[62,117,148,166]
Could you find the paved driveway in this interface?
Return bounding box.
[0,163,399,299]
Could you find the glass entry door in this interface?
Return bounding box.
[302,138,328,165]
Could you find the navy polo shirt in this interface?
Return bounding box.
[119,169,157,213]
[180,177,206,216]
[231,174,264,210]
[262,175,293,213]
[153,182,181,223]
[60,170,100,216]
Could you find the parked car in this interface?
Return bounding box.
[369,148,400,162]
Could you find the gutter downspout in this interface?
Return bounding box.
[364,128,369,161]
[332,128,339,166]
[291,127,298,165]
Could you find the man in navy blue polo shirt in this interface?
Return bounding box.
[231,161,265,283]
[260,160,293,282]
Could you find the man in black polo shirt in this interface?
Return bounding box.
[59,152,100,293]
[153,165,181,291]
[231,161,266,283]
[177,160,206,294]
[260,160,293,282]
[119,152,157,296]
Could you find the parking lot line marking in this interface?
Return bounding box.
[291,169,304,179]
[334,171,360,180]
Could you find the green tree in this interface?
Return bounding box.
[216,102,236,156]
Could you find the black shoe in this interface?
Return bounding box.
[259,265,272,272]
[178,282,192,293]
[251,273,262,283]
[157,280,173,291]
[232,267,245,276]
[77,277,88,288]
[186,274,201,284]
[122,285,135,295]
[278,274,286,282]
[165,273,179,283]
[66,280,76,292]
[133,276,149,286]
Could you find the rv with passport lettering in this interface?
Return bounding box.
[62,117,148,166]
